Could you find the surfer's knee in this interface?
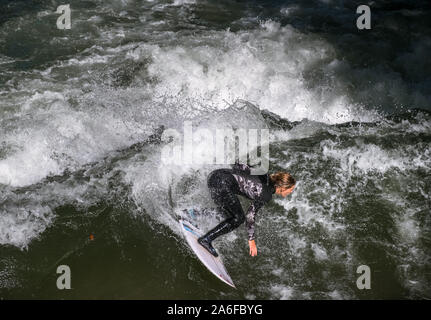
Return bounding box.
[231,214,245,227]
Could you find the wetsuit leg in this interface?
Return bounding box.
[198,170,245,256]
[205,185,245,239]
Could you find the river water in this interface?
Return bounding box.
[0,0,430,299]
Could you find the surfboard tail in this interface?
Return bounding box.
[179,218,235,288]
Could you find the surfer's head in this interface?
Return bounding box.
[270,172,296,197]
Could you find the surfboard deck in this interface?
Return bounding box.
[179,209,235,288]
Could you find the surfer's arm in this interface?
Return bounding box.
[246,203,260,257]
[245,201,263,242]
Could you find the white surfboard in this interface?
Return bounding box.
[179,218,235,288]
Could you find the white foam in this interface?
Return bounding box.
[276,184,346,234]
[0,87,155,187]
[327,290,344,300]
[0,205,53,249]
[280,5,300,17]
[270,284,295,300]
[0,139,61,186]
[172,0,196,6]
[144,21,375,124]
[311,243,328,261]
[244,293,256,300]
[321,139,431,175]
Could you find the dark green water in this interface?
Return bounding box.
[1,0,430,299]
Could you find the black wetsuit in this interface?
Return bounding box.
[198,163,275,256]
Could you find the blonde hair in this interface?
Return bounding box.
[270,172,295,188]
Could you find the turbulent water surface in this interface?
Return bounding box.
[0,0,430,299]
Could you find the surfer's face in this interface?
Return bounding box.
[276,184,295,197]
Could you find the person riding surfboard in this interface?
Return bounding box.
[198,163,296,257]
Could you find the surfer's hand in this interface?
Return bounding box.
[249,240,257,257]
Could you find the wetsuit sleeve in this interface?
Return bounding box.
[245,200,264,241]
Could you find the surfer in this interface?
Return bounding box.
[198,163,295,257]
